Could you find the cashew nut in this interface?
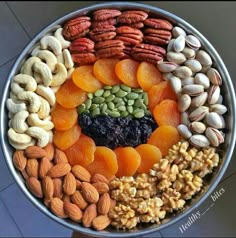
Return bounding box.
[56,52,64,64]
[9,92,19,102]
[8,119,12,127]
[27,113,54,131]
[33,61,52,87]
[54,28,71,49]
[20,56,41,76]
[36,50,57,71]
[63,49,74,69]
[9,137,36,150]
[26,126,50,147]
[11,82,24,95]
[8,112,14,120]
[6,98,27,114]
[17,91,41,113]
[11,110,29,133]
[8,128,32,144]
[50,63,67,87]
[38,96,50,119]
[13,74,37,92]
[40,35,62,56]
[67,67,74,80]
[36,85,56,106]
[31,43,41,57]
[47,130,53,143]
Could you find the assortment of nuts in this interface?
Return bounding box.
[5,6,229,233]
[13,145,113,231]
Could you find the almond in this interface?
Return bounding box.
[76,179,82,189]
[97,193,111,215]
[81,182,99,203]
[13,150,27,171]
[71,191,88,210]
[92,215,111,231]
[82,204,97,227]
[47,163,71,178]
[43,143,54,161]
[63,172,76,195]
[26,159,39,178]
[50,197,68,218]
[91,173,109,184]
[42,176,54,200]
[53,178,63,199]
[54,148,68,164]
[44,198,51,207]
[39,157,53,178]
[62,194,71,203]
[25,146,47,159]
[72,165,91,182]
[21,169,29,180]
[110,199,116,210]
[26,177,43,198]
[63,200,83,222]
[92,182,109,194]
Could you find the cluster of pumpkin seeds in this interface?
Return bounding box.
[78,84,150,118]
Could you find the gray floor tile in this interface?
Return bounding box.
[0,184,73,237]
[160,173,236,237]
[0,2,30,66]
[0,59,16,191]
[0,197,22,237]
[7,1,97,38]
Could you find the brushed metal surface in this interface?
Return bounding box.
[0,2,235,237]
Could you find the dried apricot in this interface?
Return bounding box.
[72,65,103,93]
[51,104,78,131]
[53,124,81,151]
[148,125,180,156]
[115,59,140,88]
[56,79,87,108]
[136,144,162,173]
[153,99,180,127]
[65,134,96,167]
[148,81,177,111]
[137,61,163,91]
[93,58,122,86]
[86,146,118,179]
[114,147,141,177]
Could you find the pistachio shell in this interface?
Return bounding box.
[162,72,173,81]
[169,76,182,94]
[191,92,208,107]
[178,94,191,112]
[207,68,222,86]
[181,111,190,126]
[205,112,224,129]
[184,59,202,73]
[177,124,192,139]
[194,73,210,89]
[185,35,201,50]
[181,77,194,86]
[182,47,196,59]
[174,66,192,78]
[205,127,224,147]
[189,134,210,148]
[167,39,175,52]
[157,61,178,73]
[167,52,186,64]
[210,104,227,114]
[173,35,186,52]
[189,106,209,121]
[182,84,204,96]
[172,26,187,38]
[208,85,220,104]
[189,121,206,134]
[196,50,212,66]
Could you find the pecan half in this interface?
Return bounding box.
[131,43,166,64]
[116,26,143,45]
[69,38,94,53]
[144,18,173,30]
[93,9,122,21]
[144,28,172,45]
[62,16,91,41]
[95,39,125,58]
[91,18,117,28]
[117,10,148,24]
[128,22,144,29]
[89,25,116,42]
[72,52,97,65]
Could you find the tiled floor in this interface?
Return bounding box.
[0,1,236,237]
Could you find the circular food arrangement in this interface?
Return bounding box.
[3,3,234,235]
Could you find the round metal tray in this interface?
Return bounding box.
[1,2,236,237]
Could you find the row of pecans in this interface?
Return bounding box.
[62,9,173,65]
[13,144,115,231]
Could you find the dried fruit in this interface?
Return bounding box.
[81,182,99,203]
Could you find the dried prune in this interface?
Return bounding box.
[78,113,157,149]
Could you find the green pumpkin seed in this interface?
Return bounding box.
[126,92,139,100]
[103,90,111,97]
[93,96,105,104]
[85,99,92,109]
[143,92,149,105]
[118,105,126,111]
[111,85,120,94]
[120,111,129,117]
[127,106,133,114]
[113,97,123,103]
[95,89,104,97]
[90,104,98,110]
[101,104,108,113]
[78,104,86,113]
[116,101,125,107]
[127,99,134,106]
[91,107,100,117]
[108,102,115,110]
[145,110,152,116]
[107,110,120,118]
[115,89,128,98]
[134,110,145,118]
[132,88,143,93]
[104,85,112,90]
[105,94,115,102]
[87,93,93,99]
[120,84,131,92]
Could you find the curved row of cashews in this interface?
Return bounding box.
[7,26,74,149]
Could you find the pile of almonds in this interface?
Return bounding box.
[13,144,114,231]
[63,9,173,65]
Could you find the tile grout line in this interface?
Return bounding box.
[0,55,17,68]
[5,1,32,40]
[0,181,15,193]
[0,184,24,237]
